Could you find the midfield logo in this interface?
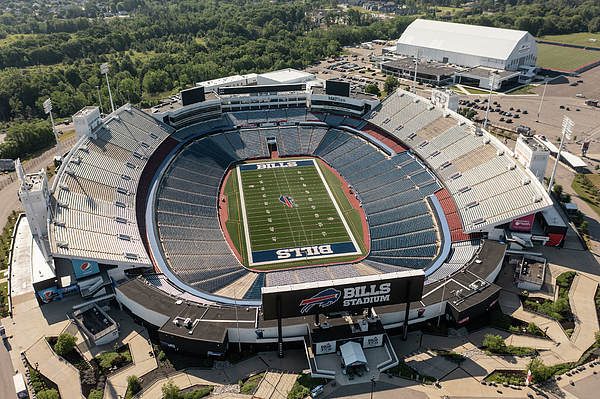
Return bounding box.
[299,288,341,313]
[279,195,298,208]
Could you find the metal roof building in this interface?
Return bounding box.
[396,19,538,71]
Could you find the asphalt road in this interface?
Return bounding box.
[0,337,17,398]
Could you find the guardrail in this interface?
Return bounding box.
[568,274,582,343]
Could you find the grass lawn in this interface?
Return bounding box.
[509,85,536,95]
[537,32,600,49]
[571,174,600,219]
[460,86,494,95]
[0,281,8,317]
[536,43,600,71]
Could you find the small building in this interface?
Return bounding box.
[453,66,522,90]
[515,134,549,184]
[379,57,459,85]
[515,254,546,292]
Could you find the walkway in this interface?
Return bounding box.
[104,330,159,399]
[25,336,84,399]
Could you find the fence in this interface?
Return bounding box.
[568,274,582,343]
[0,136,78,191]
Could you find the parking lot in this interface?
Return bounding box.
[457,66,600,165]
[310,43,600,168]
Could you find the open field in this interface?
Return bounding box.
[227,158,365,270]
[536,43,600,71]
[537,32,600,49]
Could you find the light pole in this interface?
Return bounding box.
[43,98,63,159]
[370,375,376,399]
[536,80,548,123]
[234,288,242,353]
[437,276,447,328]
[547,116,574,195]
[96,85,104,115]
[100,62,115,113]
[483,71,499,131]
[413,48,421,94]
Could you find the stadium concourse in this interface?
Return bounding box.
[20,74,552,367]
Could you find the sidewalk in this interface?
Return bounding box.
[25,337,84,399]
[104,330,159,399]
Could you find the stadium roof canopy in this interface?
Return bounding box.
[397,19,531,61]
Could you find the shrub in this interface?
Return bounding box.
[527,322,544,336]
[203,358,213,368]
[126,375,140,394]
[580,221,589,235]
[228,352,241,363]
[37,389,60,399]
[54,333,77,356]
[241,382,258,393]
[158,350,167,361]
[556,271,576,288]
[566,328,574,337]
[483,334,506,353]
[595,331,600,346]
[88,390,103,399]
[181,386,214,399]
[110,355,126,367]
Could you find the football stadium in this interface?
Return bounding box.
[15,68,554,375]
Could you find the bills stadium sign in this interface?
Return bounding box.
[261,270,425,320]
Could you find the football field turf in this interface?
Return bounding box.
[236,159,363,267]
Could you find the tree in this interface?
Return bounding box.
[37,389,60,399]
[383,75,400,93]
[580,221,589,235]
[482,334,506,353]
[162,379,180,399]
[54,333,78,356]
[364,83,380,96]
[595,330,600,346]
[552,184,563,198]
[87,390,103,399]
[127,375,141,395]
[527,357,552,383]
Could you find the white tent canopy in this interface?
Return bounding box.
[340,341,367,367]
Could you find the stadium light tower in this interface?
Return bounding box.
[100,62,115,113]
[43,98,63,159]
[483,71,499,131]
[547,116,574,195]
[413,48,421,94]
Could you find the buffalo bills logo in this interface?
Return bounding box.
[80,262,92,272]
[279,195,298,208]
[299,288,341,314]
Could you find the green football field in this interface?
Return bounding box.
[536,43,600,71]
[234,159,363,268]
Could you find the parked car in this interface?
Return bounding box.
[576,94,585,98]
[570,82,579,86]
[506,119,513,123]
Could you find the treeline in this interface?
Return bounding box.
[449,0,600,36]
[0,0,415,122]
[0,120,55,160]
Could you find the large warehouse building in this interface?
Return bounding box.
[396,19,538,71]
